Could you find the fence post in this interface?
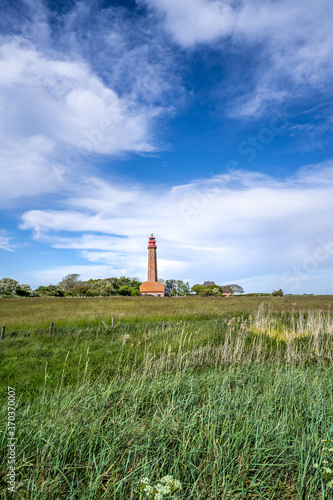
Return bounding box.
[49,322,54,337]
[0,326,4,340]
[112,317,114,328]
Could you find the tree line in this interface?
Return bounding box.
[0,275,247,298]
[0,275,191,297]
[0,275,142,297]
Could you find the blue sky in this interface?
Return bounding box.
[1,0,333,293]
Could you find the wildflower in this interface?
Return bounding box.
[155,484,171,495]
[137,474,181,499]
[160,475,173,484]
[144,485,153,496]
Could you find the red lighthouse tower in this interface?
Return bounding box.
[140,234,165,296]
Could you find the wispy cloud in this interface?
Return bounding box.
[143,0,333,116]
[0,231,15,252]
[20,162,333,290]
[0,1,183,206]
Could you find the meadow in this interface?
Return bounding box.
[1,296,333,499]
[1,294,333,326]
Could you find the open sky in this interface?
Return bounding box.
[1,0,333,293]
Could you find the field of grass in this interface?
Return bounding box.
[1,297,333,498]
[1,295,333,326]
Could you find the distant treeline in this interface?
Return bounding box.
[1,275,286,298]
[0,275,192,298]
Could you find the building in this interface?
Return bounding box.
[140,234,165,297]
[203,281,216,287]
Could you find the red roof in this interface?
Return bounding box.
[140,281,165,292]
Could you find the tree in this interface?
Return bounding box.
[70,281,90,297]
[175,280,191,296]
[16,284,35,297]
[118,285,132,296]
[191,284,205,295]
[35,285,64,297]
[58,274,81,292]
[160,279,176,297]
[0,278,19,296]
[222,284,244,295]
[272,289,283,297]
[87,279,118,296]
[160,279,190,297]
[191,284,223,296]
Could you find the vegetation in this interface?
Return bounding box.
[160,279,191,296]
[190,283,244,296]
[1,298,333,498]
[0,294,332,327]
[0,275,194,298]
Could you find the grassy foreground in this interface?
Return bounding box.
[1,299,333,498]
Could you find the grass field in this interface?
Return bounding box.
[1,297,333,499]
[1,295,333,326]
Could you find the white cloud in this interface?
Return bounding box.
[143,0,333,115]
[143,0,235,47]
[0,231,14,252]
[0,40,156,154]
[0,134,65,206]
[20,163,333,291]
[0,25,178,205]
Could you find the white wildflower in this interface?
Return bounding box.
[160,475,174,484]
[144,485,153,496]
[138,474,181,499]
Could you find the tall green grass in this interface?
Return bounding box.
[1,366,332,498]
[1,309,333,498]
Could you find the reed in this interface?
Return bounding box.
[1,308,333,498]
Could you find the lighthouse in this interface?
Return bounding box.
[140,234,165,297]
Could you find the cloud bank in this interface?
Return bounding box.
[20,163,333,291]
